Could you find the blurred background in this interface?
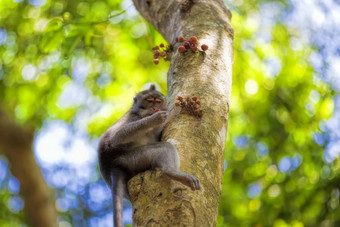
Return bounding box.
[0,0,339,226]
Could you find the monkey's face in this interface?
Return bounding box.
[139,94,167,117]
[132,89,167,118]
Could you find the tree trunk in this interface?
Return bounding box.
[129,0,233,226]
[0,108,57,227]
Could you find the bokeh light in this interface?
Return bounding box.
[278,157,291,173]
[8,177,20,194]
[22,64,37,81]
[0,158,8,185]
[245,79,258,95]
[0,29,7,45]
[256,142,268,156]
[29,0,46,7]
[248,184,262,198]
[8,196,24,213]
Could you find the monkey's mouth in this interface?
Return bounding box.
[148,107,160,115]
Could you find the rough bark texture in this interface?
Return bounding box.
[0,108,57,227]
[130,0,233,226]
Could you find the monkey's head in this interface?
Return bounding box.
[131,85,167,117]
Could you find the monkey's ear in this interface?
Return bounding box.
[149,84,156,91]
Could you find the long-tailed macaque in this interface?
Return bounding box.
[98,85,200,227]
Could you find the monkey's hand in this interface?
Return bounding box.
[149,111,168,126]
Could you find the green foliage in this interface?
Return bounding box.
[0,0,338,226]
[0,0,168,131]
[218,7,338,227]
[0,190,25,226]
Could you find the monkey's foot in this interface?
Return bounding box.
[181,174,201,191]
[162,168,201,191]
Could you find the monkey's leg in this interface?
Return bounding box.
[129,142,201,190]
[157,143,201,190]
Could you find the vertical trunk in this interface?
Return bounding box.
[0,108,57,227]
[129,0,233,226]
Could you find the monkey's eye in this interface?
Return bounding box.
[155,98,162,103]
[140,106,147,110]
[146,98,154,103]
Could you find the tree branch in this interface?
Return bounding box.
[0,107,57,227]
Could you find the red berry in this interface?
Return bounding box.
[192,97,197,101]
[189,36,198,44]
[175,36,179,42]
[201,44,208,51]
[160,51,166,57]
[177,96,184,101]
[154,50,160,58]
[179,36,185,42]
[190,46,198,52]
[154,59,159,65]
[152,46,159,50]
[184,42,190,49]
[178,45,186,53]
[160,43,164,47]
[196,101,200,105]
[154,108,160,112]
[175,102,180,107]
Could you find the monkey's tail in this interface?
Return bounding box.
[112,174,125,227]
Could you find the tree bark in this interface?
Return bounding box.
[0,108,57,227]
[129,0,233,226]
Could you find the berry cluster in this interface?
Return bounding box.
[175,96,204,118]
[152,43,169,65]
[175,36,208,54]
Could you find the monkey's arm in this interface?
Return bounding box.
[106,111,167,147]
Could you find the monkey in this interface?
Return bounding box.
[98,85,201,227]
